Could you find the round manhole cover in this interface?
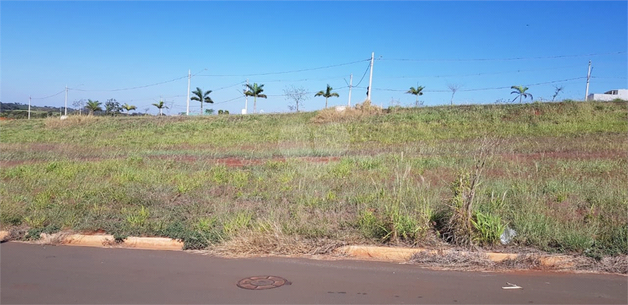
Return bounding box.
[237,276,291,290]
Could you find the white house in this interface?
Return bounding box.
[587,89,628,101]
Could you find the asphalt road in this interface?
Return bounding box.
[1,242,626,304]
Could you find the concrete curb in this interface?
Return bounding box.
[0,231,184,251]
[336,245,574,268]
[0,230,573,269]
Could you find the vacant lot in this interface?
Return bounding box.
[1,101,626,260]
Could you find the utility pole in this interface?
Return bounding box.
[367,52,374,102]
[347,74,353,107]
[585,60,592,101]
[186,69,191,115]
[64,85,68,116]
[244,79,249,114]
[28,96,31,120]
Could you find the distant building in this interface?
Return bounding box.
[587,89,628,101]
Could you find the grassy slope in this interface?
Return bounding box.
[1,100,626,256]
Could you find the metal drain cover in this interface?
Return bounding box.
[237,276,291,290]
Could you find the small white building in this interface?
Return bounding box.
[587,89,628,101]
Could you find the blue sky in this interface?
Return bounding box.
[2,1,627,115]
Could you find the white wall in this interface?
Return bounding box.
[587,89,628,101]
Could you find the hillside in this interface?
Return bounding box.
[0,102,71,119]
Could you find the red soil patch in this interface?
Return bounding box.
[148,156,341,167]
[499,151,624,161]
[0,155,341,168]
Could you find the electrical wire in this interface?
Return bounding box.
[214,96,242,104]
[72,75,188,92]
[195,58,369,77]
[381,51,627,62]
[212,81,246,91]
[372,77,588,93]
[353,63,371,88]
[461,77,587,92]
[378,65,582,80]
[32,90,65,100]
[592,76,627,80]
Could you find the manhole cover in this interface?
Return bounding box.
[237,276,291,290]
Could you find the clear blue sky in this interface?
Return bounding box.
[2,1,627,115]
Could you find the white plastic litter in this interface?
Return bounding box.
[500,227,517,245]
[502,282,523,290]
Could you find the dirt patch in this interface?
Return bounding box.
[499,151,625,161]
[0,154,341,168]
[147,156,340,167]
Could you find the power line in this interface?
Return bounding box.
[72,75,188,92]
[381,51,626,62]
[214,96,242,105]
[32,90,65,100]
[372,77,588,93]
[249,76,346,83]
[592,76,627,80]
[378,65,582,80]
[462,77,588,92]
[213,81,246,91]
[195,58,370,77]
[353,63,371,88]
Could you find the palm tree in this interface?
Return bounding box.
[85,99,102,115]
[314,84,340,108]
[243,83,267,114]
[406,85,425,107]
[511,86,533,103]
[190,87,213,115]
[122,103,137,115]
[152,100,168,116]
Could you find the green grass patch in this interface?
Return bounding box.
[1,101,626,257]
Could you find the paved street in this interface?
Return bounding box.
[1,242,626,304]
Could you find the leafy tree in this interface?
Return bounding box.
[284,85,309,112]
[205,109,215,115]
[104,98,122,116]
[406,85,425,107]
[511,86,533,103]
[190,87,213,115]
[85,99,102,115]
[152,100,168,116]
[122,103,137,115]
[243,83,267,114]
[314,84,340,108]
